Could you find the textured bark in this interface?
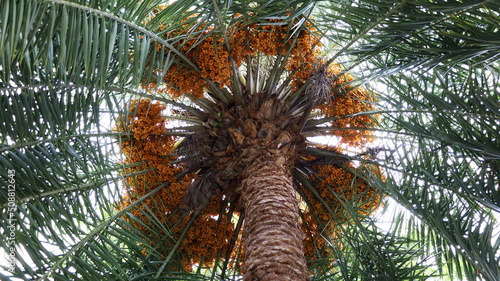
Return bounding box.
[241,156,309,281]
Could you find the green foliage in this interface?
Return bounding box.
[0,0,498,280]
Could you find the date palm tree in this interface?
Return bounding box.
[1,0,499,280]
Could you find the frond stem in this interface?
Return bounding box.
[0,132,125,153]
[46,0,201,74]
[322,0,410,69]
[41,181,171,280]
[154,201,208,278]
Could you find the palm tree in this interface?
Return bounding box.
[1,0,498,280]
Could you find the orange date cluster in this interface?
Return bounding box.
[116,100,236,270]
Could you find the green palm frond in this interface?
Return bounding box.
[369,66,500,280]
[313,4,499,279]
[316,0,500,75]
[1,0,499,280]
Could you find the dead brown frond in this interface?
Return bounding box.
[305,66,333,103]
[175,132,213,172]
[182,171,217,211]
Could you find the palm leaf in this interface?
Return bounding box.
[1,0,499,280]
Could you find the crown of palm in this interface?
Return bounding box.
[117,9,383,272]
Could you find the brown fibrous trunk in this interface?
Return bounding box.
[241,156,310,281]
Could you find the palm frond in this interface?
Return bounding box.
[365,65,500,280]
[316,0,500,76]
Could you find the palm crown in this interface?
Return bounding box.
[116,7,383,278]
[0,0,499,280]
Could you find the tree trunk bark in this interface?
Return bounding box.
[241,156,309,281]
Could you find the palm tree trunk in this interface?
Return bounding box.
[241,156,309,281]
